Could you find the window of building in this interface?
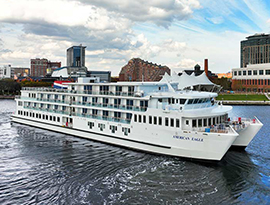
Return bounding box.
[253,70,257,75]
[259,70,264,75]
[234,71,237,76]
[165,118,169,126]
[238,71,242,76]
[243,70,246,75]
[266,70,270,75]
[248,70,252,75]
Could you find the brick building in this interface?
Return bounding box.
[232,63,270,92]
[119,58,170,81]
[31,58,61,77]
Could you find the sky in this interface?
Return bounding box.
[0,0,270,76]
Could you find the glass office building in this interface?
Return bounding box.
[67,45,86,67]
[241,33,270,67]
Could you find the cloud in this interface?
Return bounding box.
[78,0,201,27]
[206,16,224,24]
[169,58,201,71]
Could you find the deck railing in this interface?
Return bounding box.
[23,106,131,124]
[18,96,147,112]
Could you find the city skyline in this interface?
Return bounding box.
[0,0,270,75]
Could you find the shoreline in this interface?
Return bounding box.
[0,96,15,99]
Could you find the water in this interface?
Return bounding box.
[0,99,269,204]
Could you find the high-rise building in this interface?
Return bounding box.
[67,45,86,67]
[241,33,270,67]
[31,58,61,77]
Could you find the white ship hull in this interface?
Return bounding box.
[232,117,263,147]
[11,115,238,161]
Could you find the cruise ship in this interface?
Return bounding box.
[11,74,263,161]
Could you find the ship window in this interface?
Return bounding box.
[139,115,142,123]
[18,101,22,106]
[154,116,157,125]
[203,119,207,126]
[170,118,174,127]
[149,116,152,124]
[180,99,186,104]
[194,99,199,104]
[165,118,169,126]
[176,99,178,103]
[187,99,193,104]
[168,98,171,104]
[134,114,137,122]
[126,113,132,121]
[46,115,48,120]
[42,115,45,119]
[88,122,94,129]
[192,119,196,127]
[143,115,146,123]
[29,93,30,97]
[57,117,60,122]
[50,116,52,121]
[213,117,216,125]
[53,116,56,121]
[186,120,189,125]
[176,119,180,128]
[159,117,162,125]
[208,118,211,126]
[198,119,202,127]
[172,98,175,104]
